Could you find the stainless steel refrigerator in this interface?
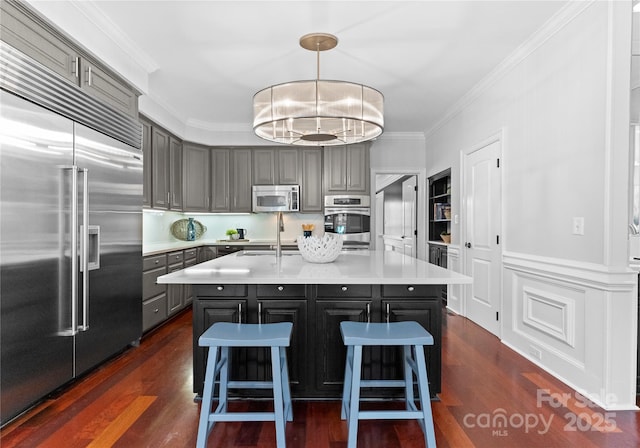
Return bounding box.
[1,43,143,424]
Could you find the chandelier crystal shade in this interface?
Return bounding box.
[253,33,384,146]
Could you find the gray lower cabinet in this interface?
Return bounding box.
[142,254,168,332]
[192,283,442,399]
[0,0,138,117]
[143,249,196,332]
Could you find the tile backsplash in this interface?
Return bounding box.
[143,210,324,246]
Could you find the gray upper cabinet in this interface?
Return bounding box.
[0,0,138,118]
[182,143,210,212]
[80,55,138,118]
[1,0,78,84]
[323,144,370,195]
[301,149,322,213]
[252,148,300,185]
[151,127,170,210]
[231,149,252,212]
[141,118,152,208]
[210,149,230,212]
[169,137,183,211]
[252,148,276,185]
[278,148,300,185]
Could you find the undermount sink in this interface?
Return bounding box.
[238,250,299,257]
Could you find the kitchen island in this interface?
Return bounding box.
[158,250,472,399]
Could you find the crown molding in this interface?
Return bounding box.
[423,0,596,140]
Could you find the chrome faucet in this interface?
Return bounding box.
[276,211,284,257]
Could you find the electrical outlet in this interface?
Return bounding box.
[572,217,584,235]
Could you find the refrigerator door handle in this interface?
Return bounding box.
[71,166,79,336]
[79,168,90,331]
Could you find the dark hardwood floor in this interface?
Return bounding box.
[2,307,639,447]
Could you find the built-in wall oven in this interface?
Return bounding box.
[324,195,371,250]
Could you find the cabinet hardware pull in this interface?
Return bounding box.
[258,302,262,324]
[277,286,284,291]
[73,57,79,78]
[238,303,242,323]
[167,191,170,205]
[366,303,371,323]
[407,286,414,292]
[341,286,348,292]
[86,66,92,86]
[386,303,390,323]
[217,285,224,291]
[155,260,159,264]
[154,308,159,313]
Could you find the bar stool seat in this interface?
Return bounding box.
[197,322,293,448]
[340,321,436,448]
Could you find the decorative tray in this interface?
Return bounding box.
[170,219,207,241]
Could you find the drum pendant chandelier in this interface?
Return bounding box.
[253,33,384,146]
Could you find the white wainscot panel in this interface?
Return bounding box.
[511,272,586,370]
[522,286,575,347]
[446,246,462,314]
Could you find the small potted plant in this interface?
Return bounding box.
[225,229,239,240]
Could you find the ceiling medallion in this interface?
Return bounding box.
[253,33,384,146]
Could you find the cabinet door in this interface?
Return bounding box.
[193,299,247,396]
[324,146,347,192]
[210,149,230,212]
[183,144,210,212]
[0,0,79,85]
[252,148,276,185]
[151,127,170,209]
[301,149,322,212]
[167,263,184,315]
[346,143,369,193]
[183,257,197,306]
[314,300,371,394]
[381,298,442,395]
[231,149,252,212]
[277,148,300,185]
[258,295,307,394]
[169,137,183,210]
[80,57,138,118]
[141,119,152,208]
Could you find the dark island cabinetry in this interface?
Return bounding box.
[192,283,442,399]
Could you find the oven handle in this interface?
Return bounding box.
[324,207,370,216]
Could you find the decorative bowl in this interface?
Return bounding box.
[170,219,207,241]
[297,234,343,263]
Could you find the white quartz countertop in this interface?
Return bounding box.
[157,250,473,285]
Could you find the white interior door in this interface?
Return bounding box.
[402,176,417,257]
[463,140,501,336]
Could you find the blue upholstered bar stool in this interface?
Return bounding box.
[340,321,436,448]
[196,322,293,448]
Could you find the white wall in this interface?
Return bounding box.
[425,1,637,410]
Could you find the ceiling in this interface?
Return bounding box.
[49,1,569,140]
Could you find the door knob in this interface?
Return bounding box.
[465,242,472,248]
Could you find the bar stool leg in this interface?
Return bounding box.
[218,346,230,414]
[347,345,363,448]
[271,346,287,448]
[414,345,437,448]
[403,345,415,411]
[341,344,354,420]
[197,345,219,448]
[279,347,293,422]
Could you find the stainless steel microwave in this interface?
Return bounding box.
[252,185,299,212]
